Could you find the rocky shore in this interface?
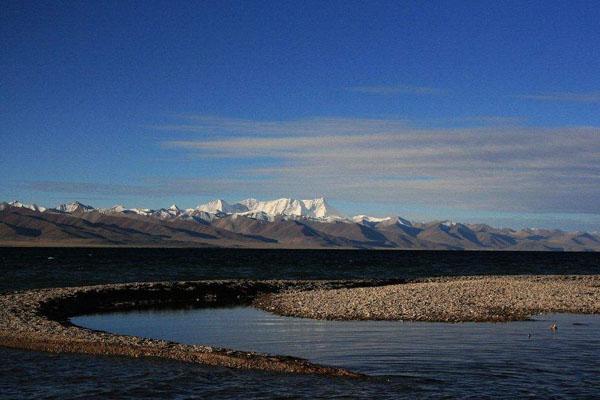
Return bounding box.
[0,279,396,378]
[254,275,600,322]
[3,276,599,378]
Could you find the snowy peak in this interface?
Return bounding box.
[56,201,94,213]
[239,198,259,209]
[232,210,274,222]
[301,197,346,220]
[383,216,413,227]
[2,197,407,228]
[151,204,183,218]
[7,201,46,212]
[100,205,126,214]
[3,197,600,251]
[130,208,153,216]
[2,197,405,226]
[247,198,306,217]
[197,199,248,214]
[238,197,346,220]
[197,199,226,213]
[353,215,413,228]
[353,215,390,224]
[195,197,345,220]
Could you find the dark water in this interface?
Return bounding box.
[72,307,600,398]
[2,247,599,293]
[2,247,600,399]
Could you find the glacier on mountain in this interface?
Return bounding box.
[193,197,347,220]
[353,215,413,227]
[6,201,46,212]
[5,197,410,227]
[196,199,249,214]
[56,201,94,213]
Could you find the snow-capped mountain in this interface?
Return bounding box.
[99,205,127,214]
[196,199,248,214]
[6,201,46,212]
[2,197,599,251]
[239,198,259,210]
[3,197,393,225]
[230,210,273,222]
[55,201,94,213]
[130,208,154,217]
[3,197,409,225]
[183,209,224,223]
[195,197,347,221]
[148,204,183,219]
[353,215,413,227]
[353,215,390,224]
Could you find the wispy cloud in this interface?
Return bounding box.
[156,115,600,215]
[14,179,251,201]
[346,85,444,95]
[452,115,526,125]
[154,116,410,136]
[518,91,600,103]
[18,115,600,218]
[16,181,171,197]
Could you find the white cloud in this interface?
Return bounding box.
[518,92,600,103]
[155,115,411,136]
[158,116,600,215]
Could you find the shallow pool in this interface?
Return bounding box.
[71,306,600,397]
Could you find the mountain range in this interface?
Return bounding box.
[1,198,599,251]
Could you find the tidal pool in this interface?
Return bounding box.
[72,306,600,395]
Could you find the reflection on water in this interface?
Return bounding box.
[4,248,600,398]
[72,307,600,397]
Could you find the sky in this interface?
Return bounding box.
[2,0,600,231]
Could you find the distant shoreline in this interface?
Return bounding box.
[0,242,598,252]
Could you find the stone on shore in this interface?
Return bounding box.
[254,275,600,322]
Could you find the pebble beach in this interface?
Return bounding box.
[254,275,600,322]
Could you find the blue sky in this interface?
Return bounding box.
[2,0,600,230]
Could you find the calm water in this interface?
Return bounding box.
[70,307,600,398]
[2,247,599,293]
[2,248,600,399]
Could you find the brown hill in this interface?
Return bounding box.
[1,206,599,251]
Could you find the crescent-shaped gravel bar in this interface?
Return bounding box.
[254,275,600,322]
[3,276,599,377]
[0,279,400,378]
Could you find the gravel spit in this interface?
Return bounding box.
[254,275,600,322]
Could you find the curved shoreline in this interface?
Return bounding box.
[0,279,397,378]
[3,276,599,378]
[254,275,600,322]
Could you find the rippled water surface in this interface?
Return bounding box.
[2,248,600,399]
[70,307,600,398]
[3,247,599,293]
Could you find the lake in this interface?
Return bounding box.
[1,247,600,399]
[70,307,600,398]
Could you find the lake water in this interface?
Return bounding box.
[2,247,600,293]
[2,248,600,399]
[71,307,600,398]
